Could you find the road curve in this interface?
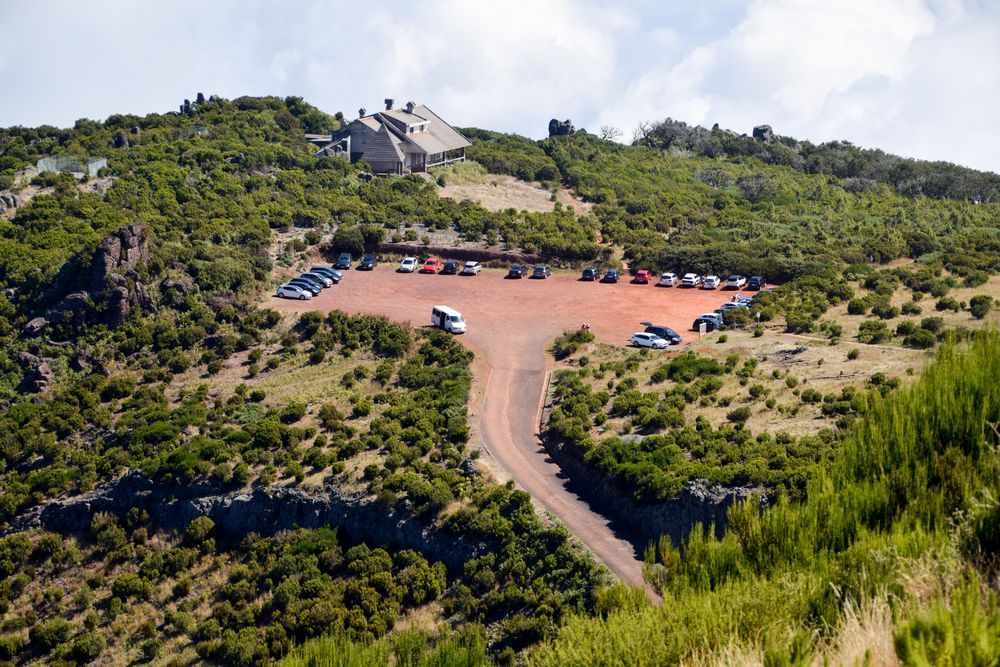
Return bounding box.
[268,268,728,599]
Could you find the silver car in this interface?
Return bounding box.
[461,261,482,275]
[630,332,668,349]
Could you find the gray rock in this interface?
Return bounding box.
[43,223,153,328]
[0,192,19,213]
[21,316,48,338]
[548,118,576,137]
[109,131,130,149]
[752,124,775,142]
[16,351,55,393]
[4,471,489,574]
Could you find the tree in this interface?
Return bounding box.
[330,225,365,256]
[599,126,622,141]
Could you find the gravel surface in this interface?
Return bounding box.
[269,267,735,596]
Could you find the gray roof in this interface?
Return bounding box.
[361,125,404,166]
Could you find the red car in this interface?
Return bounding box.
[421,257,440,274]
[634,270,652,284]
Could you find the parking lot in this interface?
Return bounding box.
[268,267,736,350]
[267,266,744,595]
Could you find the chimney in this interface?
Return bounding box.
[405,101,415,114]
[384,98,394,111]
[358,108,366,118]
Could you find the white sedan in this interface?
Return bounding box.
[276,284,312,300]
[702,275,721,289]
[658,272,678,286]
[681,273,702,287]
[461,261,482,275]
[726,274,747,289]
[630,332,669,349]
[399,257,418,273]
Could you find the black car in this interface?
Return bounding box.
[310,266,343,283]
[358,254,377,270]
[441,260,460,275]
[602,269,620,283]
[581,267,598,281]
[336,252,352,270]
[692,317,720,332]
[641,323,682,345]
[532,265,551,279]
[287,278,322,295]
[748,275,766,290]
[508,264,527,279]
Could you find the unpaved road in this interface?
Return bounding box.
[268,268,732,595]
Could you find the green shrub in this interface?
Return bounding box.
[969,295,993,319]
[858,320,891,344]
[29,617,72,652]
[936,296,961,312]
[552,329,595,360]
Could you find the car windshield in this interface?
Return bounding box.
[449,315,463,322]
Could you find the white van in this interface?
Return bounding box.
[431,305,467,333]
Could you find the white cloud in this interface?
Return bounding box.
[596,0,1000,171]
[0,0,997,171]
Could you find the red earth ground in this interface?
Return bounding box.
[268,267,738,597]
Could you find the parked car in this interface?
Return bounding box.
[693,316,720,332]
[461,261,482,275]
[630,332,668,349]
[602,269,620,283]
[581,267,598,281]
[715,303,749,316]
[294,274,325,290]
[702,275,721,289]
[681,273,702,287]
[336,252,352,270]
[310,266,343,283]
[431,305,466,334]
[532,265,551,279]
[634,269,652,284]
[725,274,746,289]
[302,272,333,287]
[748,275,767,290]
[658,272,678,287]
[358,254,378,270]
[422,257,441,273]
[508,264,528,279]
[698,313,724,327]
[276,284,312,300]
[287,279,321,295]
[399,257,418,273]
[441,260,460,275]
[641,323,682,345]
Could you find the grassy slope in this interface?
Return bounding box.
[529,333,1000,665]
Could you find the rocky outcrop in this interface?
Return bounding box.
[109,132,130,149]
[16,351,55,393]
[5,471,488,574]
[25,223,154,335]
[542,435,766,549]
[0,192,19,214]
[548,118,576,137]
[752,124,775,142]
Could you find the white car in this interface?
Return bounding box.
[658,272,678,286]
[681,273,702,287]
[726,274,747,289]
[276,284,312,300]
[630,332,669,349]
[702,275,721,289]
[399,257,418,273]
[461,261,482,275]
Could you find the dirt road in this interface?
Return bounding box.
[268,267,732,595]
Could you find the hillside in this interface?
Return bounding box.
[0,96,998,665]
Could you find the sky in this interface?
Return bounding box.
[1,0,998,172]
